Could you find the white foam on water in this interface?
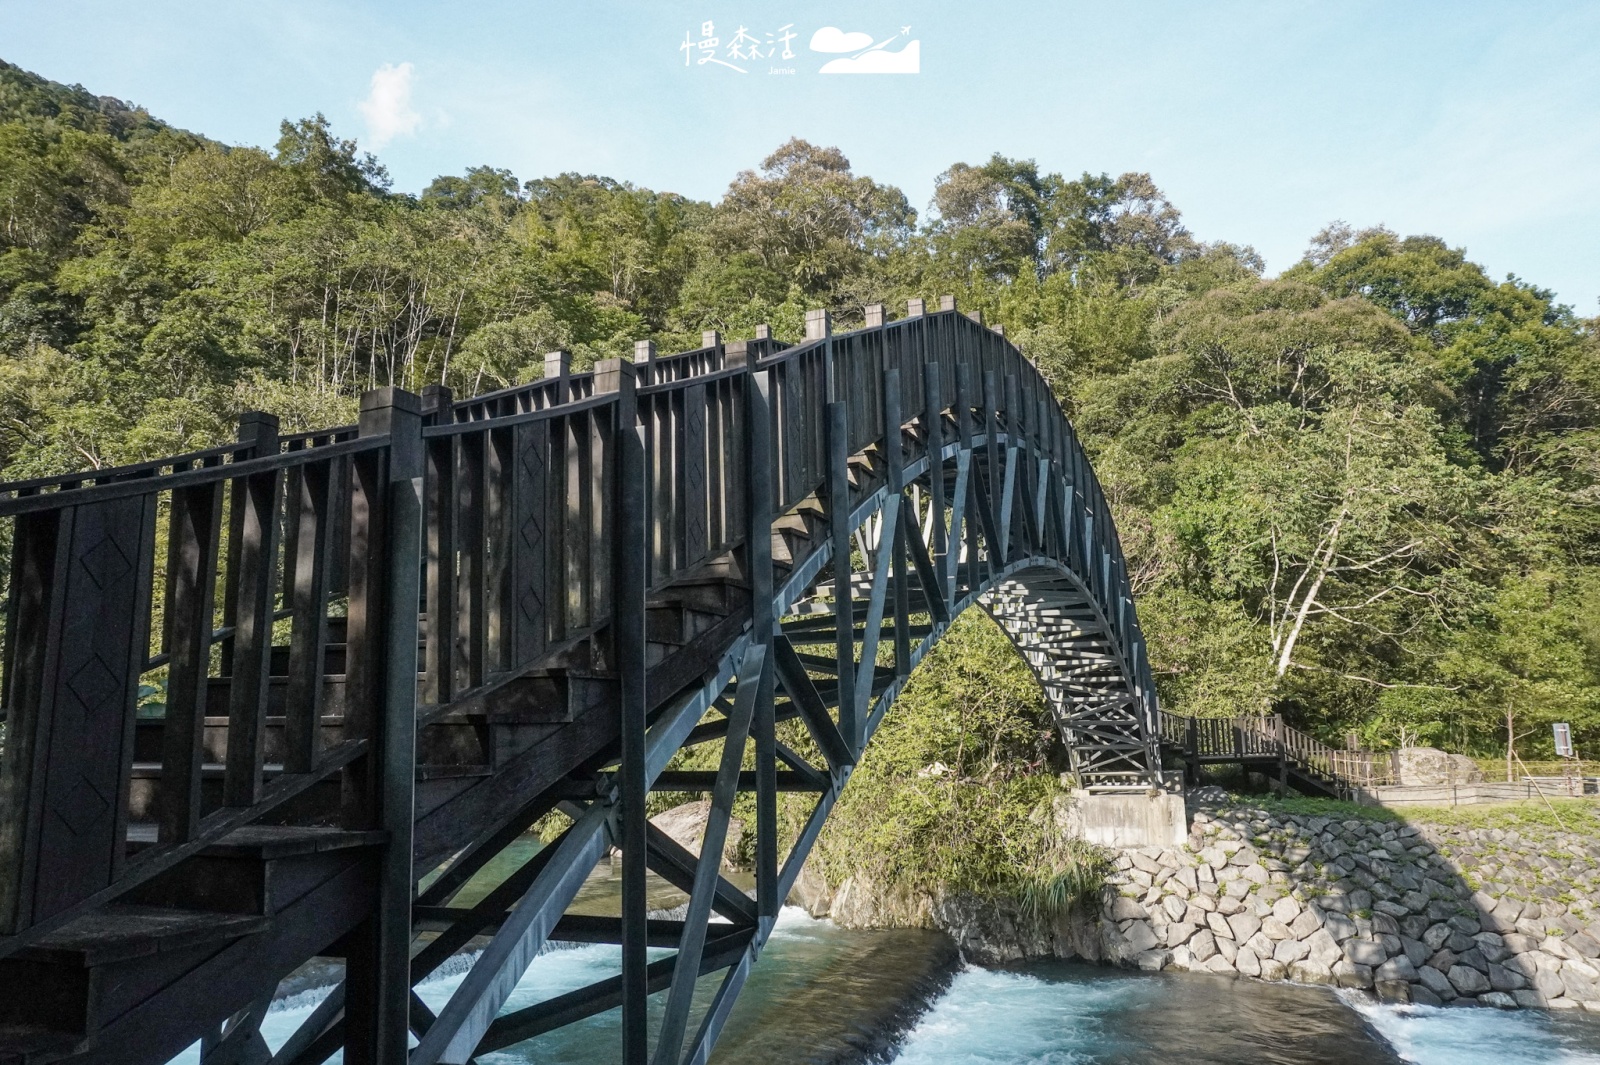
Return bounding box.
[1343,995,1600,1065]
[891,965,1102,1065]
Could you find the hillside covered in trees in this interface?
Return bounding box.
[4,57,1598,769]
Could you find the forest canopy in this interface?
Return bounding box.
[3,58,1598,765]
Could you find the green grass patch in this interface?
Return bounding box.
[1213,793,1403,823]
[1400,798,1600,833]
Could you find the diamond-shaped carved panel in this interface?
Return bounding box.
[520,513,544,553]
[67,655,121,714]
[53,775,110,837]
[79,535,133,590]
[518,588,544,623]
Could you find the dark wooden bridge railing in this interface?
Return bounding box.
[0,303,1152,948]
[1159,710,1399,793]
[0,401,405,938]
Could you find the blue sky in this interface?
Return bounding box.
[4,0,1597,310]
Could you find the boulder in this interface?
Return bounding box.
[1334,960,1374,989]
[1272,896,1302,925]
[1375,979,1412,1004]
[1228,911,1262,943]
[1123,920,1160,954]
[1109,897,1149,921]
[1289,960,1334,986]
[1449,964,1492,995]
[1306,928,1344,968]
[1135,948,1172,971]
[1489,963,1527,992]
[1345,939,1387,967]
[649,800,744,869]
[1262,916,1294,941]
[1395,747,1486,786]
[1418,966,1457,1000]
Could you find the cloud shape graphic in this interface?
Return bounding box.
[819,40,920,75]
[809,27,875,53]
[358,62,422,148]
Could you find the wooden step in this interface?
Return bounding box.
[12,906,271,968]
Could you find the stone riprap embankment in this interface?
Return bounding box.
[800,796,1600,1011]
[1101,803,1600,1011]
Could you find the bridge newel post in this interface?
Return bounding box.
[596,356,649,1059]
[544,349,571,402]
[864,303,886,328]
[905,297,925,318]
[825,400,858,755]
[743,369,780,920]
[807,309,836,402]
[938,294,957,312]
[632,339,656,386]
[345,385,423,1065]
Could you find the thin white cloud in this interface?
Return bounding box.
[358,61,422,148]
[809,27,875,53]
[819,41,920,74]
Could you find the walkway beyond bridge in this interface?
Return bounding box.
[0,299,1160,1064]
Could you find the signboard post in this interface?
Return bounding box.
[1554,723,1577,796]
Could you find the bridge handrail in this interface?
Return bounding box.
[1161,709,1399,792]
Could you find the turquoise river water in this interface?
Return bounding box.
[169,904,1600,1064]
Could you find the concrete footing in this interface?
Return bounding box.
[1064,790,1187,848]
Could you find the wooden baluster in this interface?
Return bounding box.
[458,428,488,690]
[422,385,457,708]
[682,382,709,569]
[159,482,223,839]
[223,412,282,808]
[282,460,333,775]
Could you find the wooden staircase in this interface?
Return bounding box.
[0,827,383,1065]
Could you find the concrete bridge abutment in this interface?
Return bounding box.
[1064,790,1188,849]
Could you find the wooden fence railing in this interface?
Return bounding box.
[1160,711,1399,793]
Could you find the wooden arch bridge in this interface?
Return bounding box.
[0,299,1161,1065]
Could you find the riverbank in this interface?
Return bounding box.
[800,792,1600,1012]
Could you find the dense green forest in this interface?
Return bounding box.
[4,57,1599,774]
